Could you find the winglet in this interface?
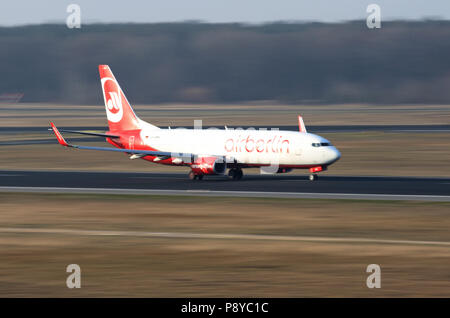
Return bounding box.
[298,115,307,133]
[50,122,70,147]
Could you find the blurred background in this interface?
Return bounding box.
[1,0,450,105]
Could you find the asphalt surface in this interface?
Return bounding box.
[0,171,449,199]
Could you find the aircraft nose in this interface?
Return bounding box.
[326,147,341,164]
[334,148,341,162]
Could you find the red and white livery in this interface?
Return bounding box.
[50,65,341,181]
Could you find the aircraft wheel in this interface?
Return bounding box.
[189,171,196,180]
[198,174,204,180]
[309,174,318,181]
[228,169,243,181]
[236,169,243,180]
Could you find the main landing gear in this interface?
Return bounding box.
[228,168,243,181]
[188,171,203,180]
[189,169,243,181]
[309,173,318,181]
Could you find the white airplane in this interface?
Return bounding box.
[50,65,341,181]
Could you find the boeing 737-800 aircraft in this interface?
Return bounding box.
[50,65,340,181]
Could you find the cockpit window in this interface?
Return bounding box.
[312,142,332,147]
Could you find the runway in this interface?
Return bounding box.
[0,170,449,201]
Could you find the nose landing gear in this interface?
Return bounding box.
[309,166,325,181]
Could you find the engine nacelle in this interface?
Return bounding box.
[276,168,292,174]
[190,156,226,175]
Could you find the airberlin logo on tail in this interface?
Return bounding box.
[101,77,123,123]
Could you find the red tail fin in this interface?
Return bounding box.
[99,65,140,132]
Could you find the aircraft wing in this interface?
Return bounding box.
[47,127,120,138]
[50,122,222,162]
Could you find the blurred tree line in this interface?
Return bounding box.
[1,21,450,105]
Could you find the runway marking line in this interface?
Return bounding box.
[0,227,449,247]
[0,186,449,201]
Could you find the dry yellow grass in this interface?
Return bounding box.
[0,193,449,297]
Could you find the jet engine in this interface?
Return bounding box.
[190,156,226,175]
[276,168,293,174]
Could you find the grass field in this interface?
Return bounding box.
[0,193,449,297]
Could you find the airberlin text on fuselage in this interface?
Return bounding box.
[225,135,289,153]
